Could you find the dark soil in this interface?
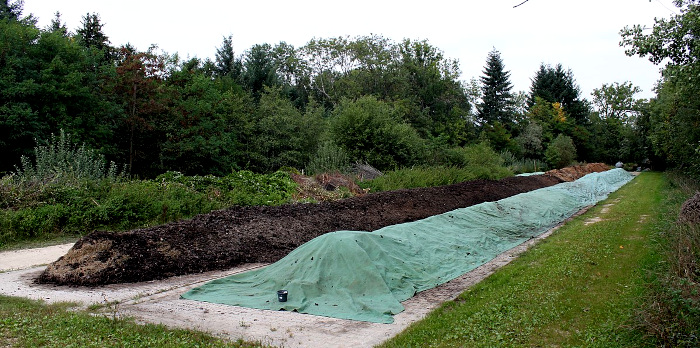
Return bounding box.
[680,191,700,224]
[39,173,577,286]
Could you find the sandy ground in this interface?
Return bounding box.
[0,243,75,272]
[0,212,590,348]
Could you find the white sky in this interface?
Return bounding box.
[23,0,678,100]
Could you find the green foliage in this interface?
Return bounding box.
[331,96,425,171]
[500,151,547,174]
[306,141,350,175]
[528,63,589,125]
[515,121,544,159]
[620,0,700,175]
[635,172,700,346]
[477,48,514,127]
[0,295,265,347]
[13,130,126,184]
[247,87,324,172]
[358,165,511,192]
[0,170,297,247]
[361,143,512,192]
[545,134,577,169]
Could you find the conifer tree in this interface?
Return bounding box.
[477,49,514,128]
[0,0,23,21]
[76,13,110,51]
[528,63,588,125]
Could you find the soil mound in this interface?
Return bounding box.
[679,192,700,224]
[39,174,565,286]
[544,163,610,182]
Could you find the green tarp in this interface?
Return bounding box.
[182,169,634,323]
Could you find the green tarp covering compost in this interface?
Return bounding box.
[182,169,634,323]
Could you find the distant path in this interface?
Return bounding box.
[0,244,74,272]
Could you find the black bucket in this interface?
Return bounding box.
[277,290,288,302]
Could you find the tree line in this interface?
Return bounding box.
[1,0,696,178]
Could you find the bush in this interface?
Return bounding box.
[545,134,577,169]
[359,164,512,192]
[331,96,425,171]
[13,129,126,184]
[306,141,350,175]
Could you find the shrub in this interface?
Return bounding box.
[13,129,126,184]
[306,141,350,175]
[331,96,425,171]
[545,134,577,169]
[359,164,512,192]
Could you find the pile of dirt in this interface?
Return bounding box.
[39,174,566,286]
[679,192,700,224]
[544,163,611,182]
[291,172,366,202]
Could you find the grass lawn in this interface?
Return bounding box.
[381,172,678,347]
[0,296,267,348]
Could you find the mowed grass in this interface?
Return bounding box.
[0,296,266,348]
[381,172,675,347]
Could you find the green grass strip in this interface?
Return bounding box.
[381,172,675,347]
[0,296,266,348]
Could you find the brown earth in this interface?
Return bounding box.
[679,191,700,224]
[544,163,611,182]
[38,163,609,286]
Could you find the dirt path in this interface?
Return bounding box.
[0,243,74,272]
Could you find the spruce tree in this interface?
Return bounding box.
[528,63,589,125]
[477,49,514,128]
[0,0,23,20]
[214,35,243,80]
[76,13,110,51]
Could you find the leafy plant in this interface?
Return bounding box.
[545,134,577,169]
[13,129,126,184]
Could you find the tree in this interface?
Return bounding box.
[247,87,323,172]
[161,58,248,175]
[545,134,577,168]
[76,13,110,51]
[331,96,425,170]
[528,63,589,125]
[515,121,544,159]
[477,49,514,128]
[591,81,643,121]
[214,35,243,81]
[621,0,700,174]
[48,11,68,36]
[241,44,279,100]
[112,45,169,176]
[0,0,23,21]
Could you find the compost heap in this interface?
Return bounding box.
[39,172,570,286]
[182,169,634,324]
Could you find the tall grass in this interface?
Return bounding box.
[13,129,126,184]
[500,151,548,174]
[306,141,350,175]
[635,171,700,346]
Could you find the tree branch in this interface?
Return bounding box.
[513,0,530,8]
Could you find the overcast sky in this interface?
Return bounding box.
[23,0,678,100]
